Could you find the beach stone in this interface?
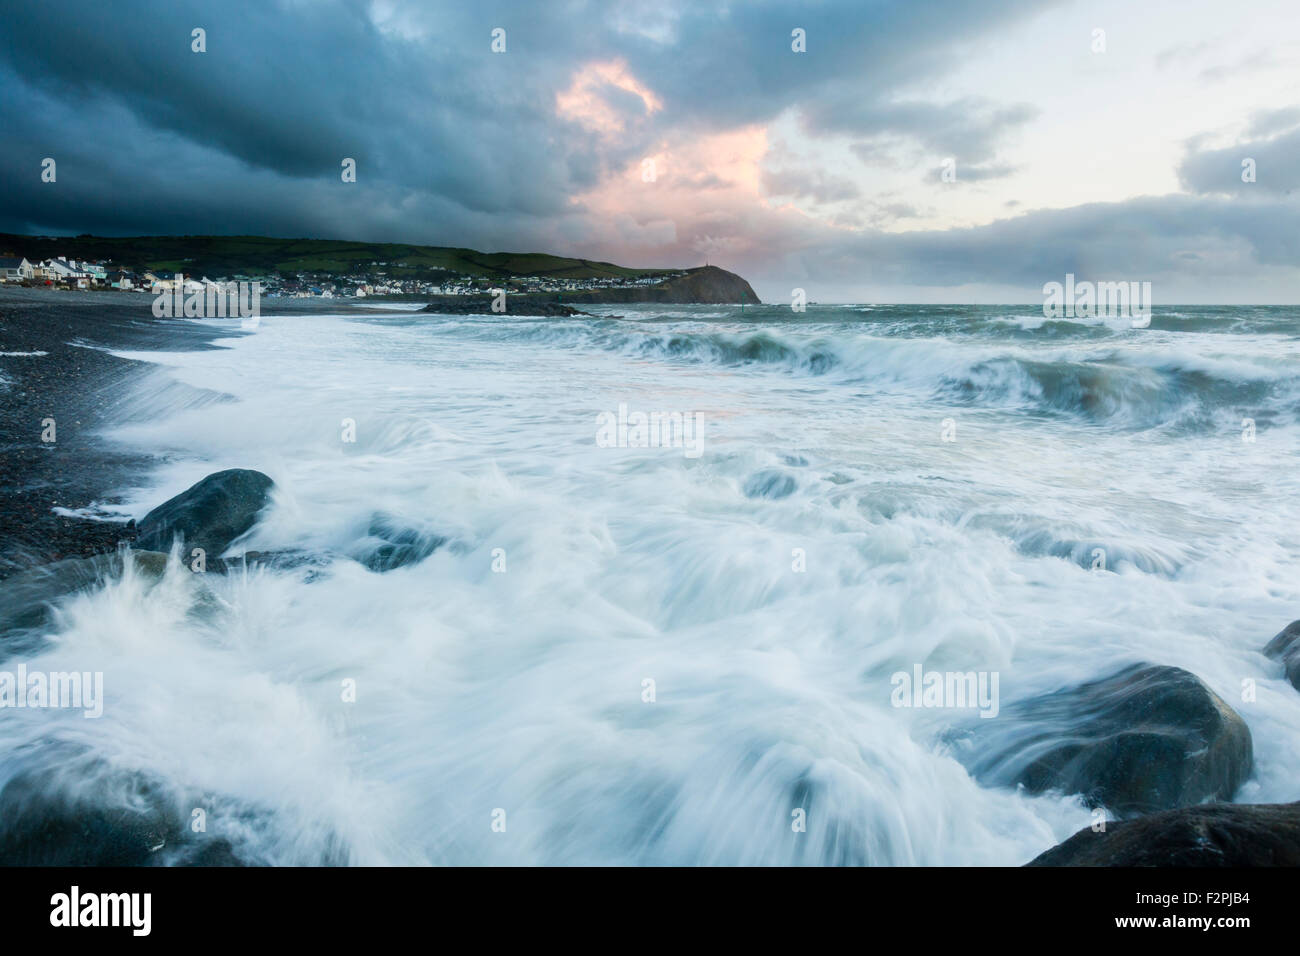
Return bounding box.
[1263,620,1300,690]
[1027,801,1300,866]
[135,469,274,558]
[957,663,1252,817]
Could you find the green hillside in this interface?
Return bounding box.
[0,234,677,281]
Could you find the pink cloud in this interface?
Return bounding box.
[555,60,663,136]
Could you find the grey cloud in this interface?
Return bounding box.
[762,167,861,203]
[1153,41,1210,71]
[812,99,1038,165]
[1197,50,1280,84]
[1178,124,1300,197]
[925,161,1018,183]
[754,193,1300,298]
[1247,107,1300,138]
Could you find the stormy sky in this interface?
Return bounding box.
[1,0,1297,302]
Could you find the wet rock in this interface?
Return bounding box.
[0,766,177,866]
[743,470,796,500]
[954,664,1252,817]
[135,469,274,558]
[1027,801,1300,866]
[352,512,447,572]
[1263,620,1300,690]
[0,765,250,867]
[0,550,170,653]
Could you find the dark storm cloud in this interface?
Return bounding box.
[0,0,1059,239]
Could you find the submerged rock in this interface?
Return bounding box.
[134,469,274,558]
[0,762,247,867]
[1027,801,1300,866]
[0,550,170,653]
[1263,620,1300,690]
[352,512,447,572]
[743,470,797,500]
[954,663,1252,817]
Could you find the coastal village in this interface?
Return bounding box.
[0,252,684,299]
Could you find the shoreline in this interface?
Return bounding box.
[0,287,239,577]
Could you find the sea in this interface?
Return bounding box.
[5,301,1300,864]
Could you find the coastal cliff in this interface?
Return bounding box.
[419,265,761,314]
[560,265,759,305]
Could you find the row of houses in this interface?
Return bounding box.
[0,256,139,289]
[0,254,689,299]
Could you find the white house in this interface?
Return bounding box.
[44,258,87,279]
[149,275,205,295]
[0,257,34,281]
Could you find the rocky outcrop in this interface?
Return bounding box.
[1264,620,1300,689]
[134,469,274,558]
[954,664,1252,817]
[1027,801,1300,866]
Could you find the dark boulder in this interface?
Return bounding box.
[953,664,1252,817]
[0,771,176,866]
[135,469,274,558]
[1027,801,1300,866]
[1264,620,1300,690]
[0,761,248,867]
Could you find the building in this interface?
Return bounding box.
[44,258,89,283]
[0,257,34,281]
